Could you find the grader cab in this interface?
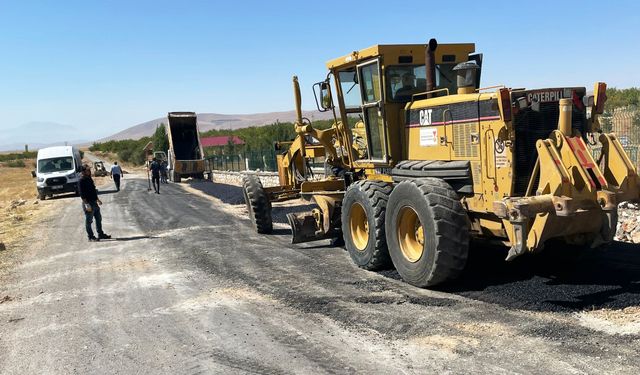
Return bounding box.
[242,38,640,287]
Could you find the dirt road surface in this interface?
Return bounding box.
[1,175,639,374]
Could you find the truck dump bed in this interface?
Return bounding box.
[167,112,205,182]
[167,112,203,160]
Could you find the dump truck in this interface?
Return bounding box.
[243,38,639,287]
[166,112,205,182]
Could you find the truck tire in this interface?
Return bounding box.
[38,192,45,200]
[341,180,393,270]
[171,170,181,183]
[385,178,469,287]
[242,175,273,234]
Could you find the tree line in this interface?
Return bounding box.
[600,87,640,133]
[199,119,336,153]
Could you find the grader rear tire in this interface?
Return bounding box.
[341,180,393,270]
[242,175,273,234]
[385,178,469,287]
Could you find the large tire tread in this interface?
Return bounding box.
[341,180,393,270]
[387,177,469,287]
[242,175,273,234]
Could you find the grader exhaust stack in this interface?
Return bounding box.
[425,38,437,96]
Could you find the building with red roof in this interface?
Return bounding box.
[201,135,245,148]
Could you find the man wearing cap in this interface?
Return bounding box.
[79,165,111,242]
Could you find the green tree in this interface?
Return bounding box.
[224,136,236,155]
[152,123,170,153]
[604,88,640,110]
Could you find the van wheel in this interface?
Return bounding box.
[385,178,469,287]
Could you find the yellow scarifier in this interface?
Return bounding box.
[242,38,640,288]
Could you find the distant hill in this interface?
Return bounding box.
[99,110,336,142]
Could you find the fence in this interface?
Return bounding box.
[593,106,640,168]
[205,149,278,172]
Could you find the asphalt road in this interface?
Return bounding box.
[1,175,639,374]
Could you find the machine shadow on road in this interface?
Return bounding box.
[188,180,245,204]
[434,241,640,312]
[180,178,640,313]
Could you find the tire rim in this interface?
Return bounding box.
[397,206,424,262]
[349,202,369,251]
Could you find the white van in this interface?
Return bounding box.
[34,146,82,200]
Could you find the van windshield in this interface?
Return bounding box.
[38,157,74,173]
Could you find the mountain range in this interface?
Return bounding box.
[98,110,336,142]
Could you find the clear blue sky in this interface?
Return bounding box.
[0,0,638,139]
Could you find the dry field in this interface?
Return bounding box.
[0,156,109,253]
[0,161,58,252]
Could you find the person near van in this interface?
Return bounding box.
[110,161,123,191]
[149,158,161,194]
[79,165,111,242]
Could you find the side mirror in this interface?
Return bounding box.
[31,170,36,178]
[313,80,333,112]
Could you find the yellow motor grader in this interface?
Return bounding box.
[242,38,640,287]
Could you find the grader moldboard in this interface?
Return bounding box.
[242,38,640,288]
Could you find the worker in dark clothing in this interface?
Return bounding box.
[79,165,111,242]
[149,158,161,194]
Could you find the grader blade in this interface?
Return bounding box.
[287,212,335,244]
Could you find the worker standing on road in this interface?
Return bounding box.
[160,160,168,184]
[110,161,123,192]
[79,165,111,242]
[149,157,161,194]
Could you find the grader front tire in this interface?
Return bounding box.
[385,178,469,287]
[242,175,273,234]
[341,180,393,270]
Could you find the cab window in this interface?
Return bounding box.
[338,69,361,110]
[385,64,458,102]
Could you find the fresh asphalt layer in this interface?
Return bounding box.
[0,176,638,374]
